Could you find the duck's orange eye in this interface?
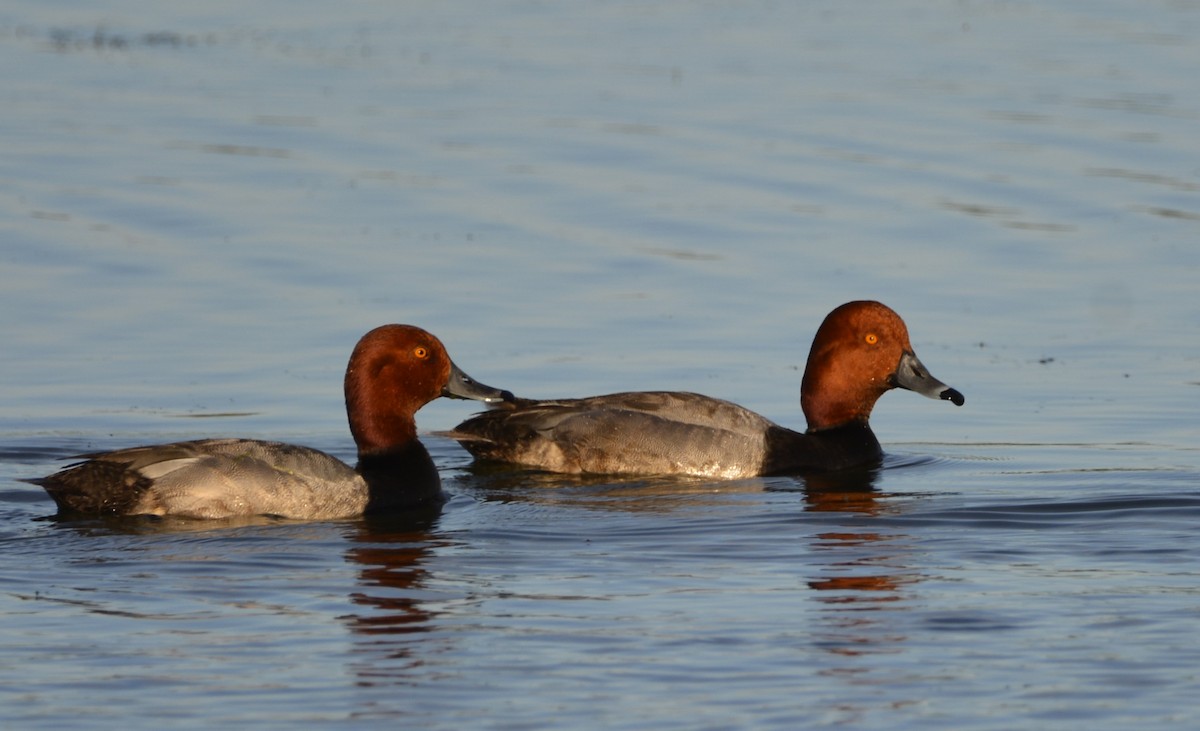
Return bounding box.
[864,333,878,345]
[413,346,429,359]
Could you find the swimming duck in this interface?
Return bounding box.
[448,301,963,478]
[30,325,511,519]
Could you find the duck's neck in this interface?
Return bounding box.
[761,422,882,475]
[356,440,443,512]
[351,413,419,456]
[801,381,881,431]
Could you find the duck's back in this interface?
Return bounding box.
[452,391,783,478]
[35,438,369,520]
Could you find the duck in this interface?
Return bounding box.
[29,325,512,519]
[448,301,963,478]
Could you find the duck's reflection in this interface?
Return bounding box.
[341,513,444,679]
[795,465,887,514]
[341,457,925,689]
[456,463,741,511]
[792,466,918,664]
[459,461,896,515]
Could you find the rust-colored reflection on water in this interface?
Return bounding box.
[341,518,448,683]
[797,468,921,666]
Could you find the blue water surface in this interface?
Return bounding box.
[2,1,1199,728]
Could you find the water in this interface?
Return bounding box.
[2,0,1199,728]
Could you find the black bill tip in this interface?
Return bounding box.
[940,387,965,407]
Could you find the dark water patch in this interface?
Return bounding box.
[0,444,87,462]
[921,612,1023,633]
[1135,205,1200,221]
[1084,167,1200,191]
[39,512,327,538]
[44,27,220,52]
[882,453,944,470]
[9,590,213,621]
[168,141,294,159]
[0,486,52,504]
[883,493,1200,530]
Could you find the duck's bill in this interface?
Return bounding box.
[443,362,514,403]
[892,351,965,406]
